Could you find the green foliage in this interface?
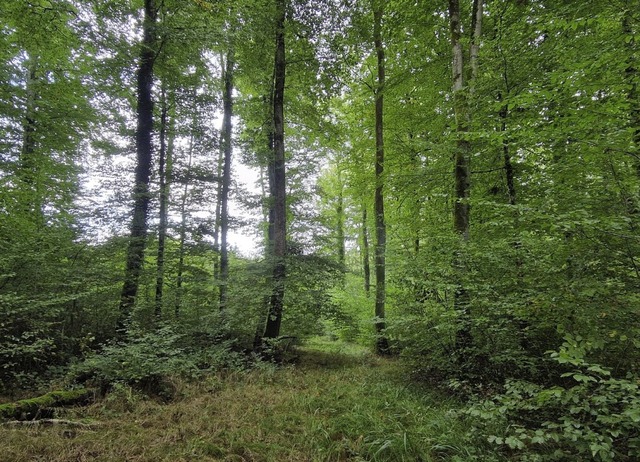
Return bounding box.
[465,338,640,461]
[282,252,345,338]
[0,233,122,392]
[68,324,243,399]
[326,274,374,343]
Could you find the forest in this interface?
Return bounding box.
[1,0,640,460]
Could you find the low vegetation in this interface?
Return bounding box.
[1,339,487,462]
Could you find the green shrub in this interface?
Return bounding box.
[74,324,243,393]
[465,335,640,461]
[68,327,201,399]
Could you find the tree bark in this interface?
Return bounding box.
[263,0,287,340]
[336,169,345,269]
[219,49,235,311]
[373,0,389,354]
[213,86,224,287]
[361,204,371,297]
[154,85,171,321]
[449,0,471,242]
[449,0,482,354]
[118,0,157,336]
[175,132,195,318]
[18,58,45,223]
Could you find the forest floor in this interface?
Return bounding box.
[1,339,482,462]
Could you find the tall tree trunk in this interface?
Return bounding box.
[219,49,235,311]
[254,146,274,350]
[448,0,482,354]
[154,85,172,321]
[175,133,195,318]
[20,64,37,176]
[450,0,471,242]
[361,204,371,297]
[373,0,389,354]
[118,0,156,335]
[263,0,287,340]
[212,98,223,286]
[336,169,345,269]
[501,105,517,207]
[19,58,45,224]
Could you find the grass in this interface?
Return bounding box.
[1,338,494,461]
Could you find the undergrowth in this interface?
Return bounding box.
[1,337,495,462]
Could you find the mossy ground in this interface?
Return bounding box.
[1,338,489,462]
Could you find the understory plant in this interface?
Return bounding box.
[68,321,244,399]
[465,335,640,461]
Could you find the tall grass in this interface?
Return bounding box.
[1,338,502,461]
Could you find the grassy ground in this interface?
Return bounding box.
[1,338,487,462]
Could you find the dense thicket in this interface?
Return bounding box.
[1,0,639,459]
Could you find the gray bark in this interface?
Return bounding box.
[263,0,287,340]
[219,49,234,311]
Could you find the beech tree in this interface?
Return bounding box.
[262,0,287,340]
[219,47,235,311]
[372,0,388,354]
[447,0,483,355]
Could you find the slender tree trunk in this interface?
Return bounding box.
[20,64,37,175]
[254,155,273,350]
[361,204,371,297]
[450,0,471,242]
[263,0,287,340]
[175,134,195,318]
[219,49,235,311]
[19,59,45,224]
[448,0,482,354]
[154,86,171,321]
[212,99,223,285]
[212,195,221,284]
[118,0,156,335]
[495,14,521,265]
[501,107,517,207]
[373,1,389,354]
[336,169,345,269]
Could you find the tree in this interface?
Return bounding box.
[117,0,158,335]
[448,0,482,354]
[0,0,95,389]
[263,0,287,340]
[372,0,389,354]
[219,47,235,311]
[154,85,174,320]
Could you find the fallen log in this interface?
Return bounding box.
[0,389,93,420]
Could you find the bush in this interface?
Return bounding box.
[68,327,202,399]
[67,320,250,398]
[465,336,640,461]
